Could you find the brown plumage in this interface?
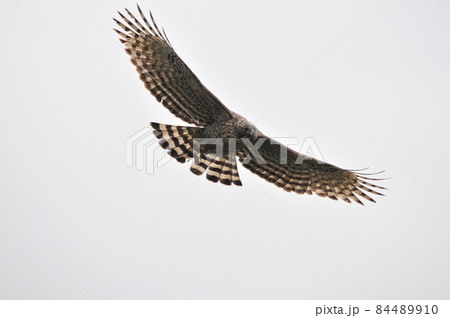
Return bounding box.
[115,5,386,205]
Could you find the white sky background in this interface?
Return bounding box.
[0,0,449,299]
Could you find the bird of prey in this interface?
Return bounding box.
[114,5,386,205]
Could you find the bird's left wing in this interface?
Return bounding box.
[237,136,386,205]
[114,5,233,126]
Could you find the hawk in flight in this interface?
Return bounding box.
[114,5,386,205]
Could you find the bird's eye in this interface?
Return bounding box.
[246,128,254,135]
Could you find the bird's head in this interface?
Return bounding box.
[237,122,258,138]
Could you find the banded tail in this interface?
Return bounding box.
[150,122,242,186]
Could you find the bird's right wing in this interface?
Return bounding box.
[114,5,233,126]
[237,135,386,205]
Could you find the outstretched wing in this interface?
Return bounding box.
[237,136,386,205]
[114,5,233,126]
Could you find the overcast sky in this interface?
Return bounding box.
[1,0,449,299]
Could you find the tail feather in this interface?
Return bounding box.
[190,153,213,176]
[218,159,233,186]
[151,122,196,162]
[151,122,242,186]
[204,157,242,186]
[206,160,222,183]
